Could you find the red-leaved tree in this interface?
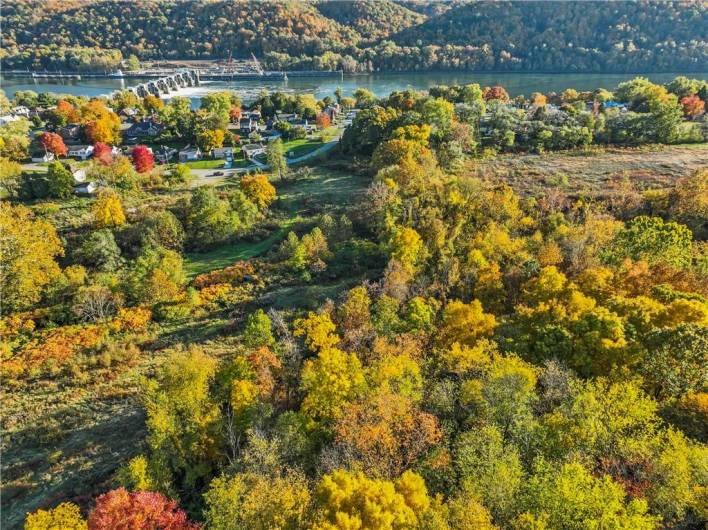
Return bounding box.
[132,145,154,173]
[680,95,705,117]
[88,488,199,530]
[40,132,68,157]
[93,142,113,165]
[483,85,510,102]
[316,112,331,129]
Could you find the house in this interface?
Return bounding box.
[275,112,297,123]
[178,145,202,162]
[119,107,138,119]
[239,117,258,134]
[291,118,317,133]
[212,147,234,159]
[68,145,94,160]
[72,168,88,184]
[263,131,282,142]
[12,106,30,117]
[322,104,340,121]
[242,143,267,160]
[59,124,82,142]
[125,119,164,138]
[75,181,98,196]
[0,114,21,125]
[155,146,177,164]
[31,152,55,163]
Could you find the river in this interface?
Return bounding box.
[2,71,707,106]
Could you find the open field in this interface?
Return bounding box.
[469,143,708,196]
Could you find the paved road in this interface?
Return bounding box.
[191,134,342,187]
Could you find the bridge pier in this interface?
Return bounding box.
[108,69,199,100]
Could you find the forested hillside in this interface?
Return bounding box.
[314,0,426,40]
[2,0,707,73]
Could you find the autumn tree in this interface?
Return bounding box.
[143,346,222,495]
[196,128,225,154]
[132,145,154,173]
[438,299,497,348]
[312,470,434,529]
[515,461,658,529]
[679,95,705,117]
[143,95,164,114]
[483,86,510,101]
[204,472,310,530]
[40,131,68,157]
[243,309,275,349]
[390,227,425,273]
[240,173,276,210]
[603,216,693,269]
[82,100,122,144]
[93,142,113,165]
[335,390,442,478]
[316,112,331,129]
[87,488,198,530]
[0,202,63,311]
[93,189,126,227]
[25,503,86,530]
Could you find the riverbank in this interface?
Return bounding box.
[4,71,708,104]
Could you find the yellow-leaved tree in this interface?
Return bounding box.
[0,202,64,311]
[25,502,87,530]
[240,173,276,210]
[93,189,126,227]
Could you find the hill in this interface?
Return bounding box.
[2,0,707,73]
[315,0,426,40]
[391,0,708,72]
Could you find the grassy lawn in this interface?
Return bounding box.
[274,165,370,215]
[184,218,299,277]
[183,159,225,169]
[284,138,322,158]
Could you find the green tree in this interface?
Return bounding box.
[74,229,123,272]
[243,309,275,348]
[46,161,74,198]
[204,472,311,530]
[516,461,659,530]
[266,138,287,180]
[603,216,693,269]
[143,346,222,495]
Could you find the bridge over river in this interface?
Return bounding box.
[115,69,200,98]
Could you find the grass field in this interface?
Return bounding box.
[284,138,322,158]
[185,164,370,276]
[468,143,708,196]
[184,220,298,277]
[183,159,225,169]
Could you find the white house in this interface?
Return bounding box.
[0,115,21,125]
[12,106,31,117]
[242,143,266,160]
[68,145,94,160]
[31,152,55,163]
[179,145,202,162]
[212,147,234,159]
